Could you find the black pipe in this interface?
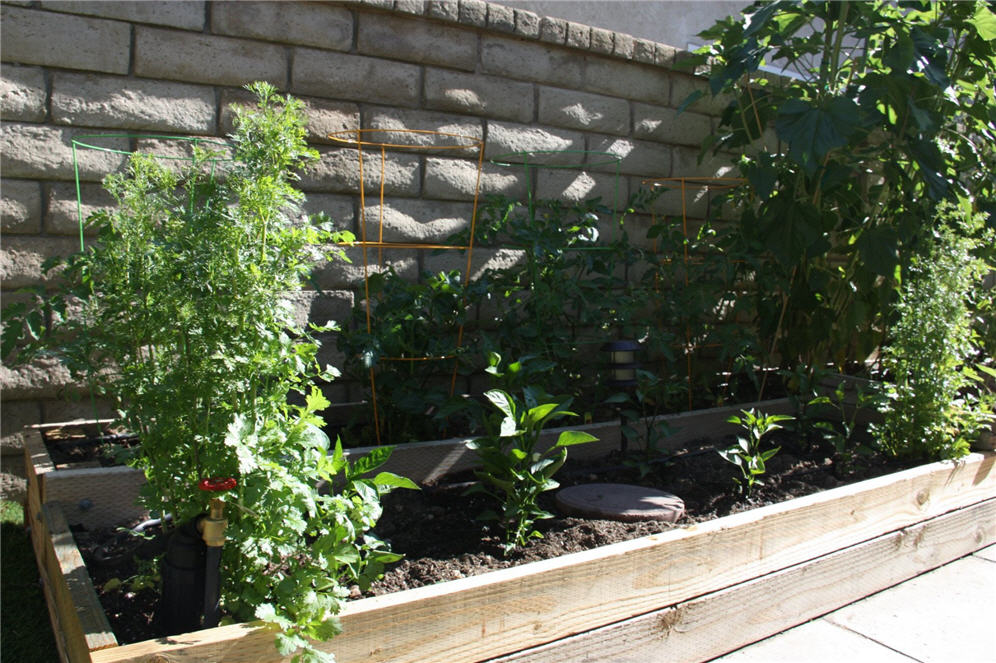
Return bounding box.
[202,546,222,628]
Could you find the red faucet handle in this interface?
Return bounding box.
[198,477,237,492]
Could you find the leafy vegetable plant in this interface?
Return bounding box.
[1,82,415,661]
[873,202,996,460]
[718,409,792,497]
[467,386,598,553]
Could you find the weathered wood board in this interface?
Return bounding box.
[31,451,994,663]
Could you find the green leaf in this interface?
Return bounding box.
[972,3,996,40]
[774,98,862,176]
[857,226,901,277]
[554,431,599,447]
[485,389,515,419]
[371,472,419,491]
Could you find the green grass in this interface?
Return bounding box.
[1,500,60,662]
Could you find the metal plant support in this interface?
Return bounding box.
[327,129,486,444]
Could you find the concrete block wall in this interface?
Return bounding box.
[0,0,735,472]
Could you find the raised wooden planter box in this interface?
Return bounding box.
[24,399,795,530]
[26,409,996,662]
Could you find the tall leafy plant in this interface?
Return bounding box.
[684,1,996,373]
[873,202,995,460]
[2,83,414,661]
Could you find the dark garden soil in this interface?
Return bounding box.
[43,423,139,467]
[61,428,917,646]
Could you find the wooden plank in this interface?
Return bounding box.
[87,452,995,663]
[45,466,148,530]
[40,503,118,659]
[491,498,996,663]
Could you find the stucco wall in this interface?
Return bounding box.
[0,0,736,477]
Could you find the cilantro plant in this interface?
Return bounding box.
[718,409,792,498]
[467,386,598,553]
[1,82,416,661]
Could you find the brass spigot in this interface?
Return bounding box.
[199,497,228,547]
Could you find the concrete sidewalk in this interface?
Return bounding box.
[712,545,996,663]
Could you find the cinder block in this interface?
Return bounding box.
[1,5,130,74]
[589,135,672,177]
[670,74,732,117]
[0,399,40,455]
[359,12,476,70]
[655,43,677,68]
[47,181,115,236]
[426,1,459,22]
[590,27,614,55]
[672,145,738,180]
[284,290,355,330]
[212,1,351,50]
[299,147,421,196]
[424,157,527,201]
[293,48,420,108]
[447,247,526,281]
[513,9,540,39]
[302,193,356,234]
[362,107,483,154]
[1,65,47,122]
[424,68,534,123]
[0,179,42,234]
[220,88,360,145]
[633,102,712,147]
[0,235,81,289]
[538,87,629,135]
[481,35,583,88]
[39,0,205,30]
[394,0,426,15]
[484,121,585,164]
[586,56,671,105]
[358,198,474,243]
[0,123,129,181]
[486,3,515,33]
[52,73,216,133]
[613,33,634,60]
[538,15,567,44]
[633,38,658,65]
[565,21,590,50]
[0,357,75,400]
[311,247,417,289]
[457,0,487,27]
[38,398,114,426]
[535,168,628,207]
[134,26,287,87]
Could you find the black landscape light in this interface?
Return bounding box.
[602,339,641,388]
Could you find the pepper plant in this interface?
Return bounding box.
[467,384,598,553]
[2,82,415,661]
[718,409,792,498]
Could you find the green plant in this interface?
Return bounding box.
[605,369,678,478]
[807,380,882,470]
[336,268,474,443]
[718,409,792,497]
[452,194,647,409]
[0,82,415,661]
[684,1,996,374]
[467,387,598,553]
[873,202,995,460]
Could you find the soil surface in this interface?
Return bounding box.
[43,424,138,467]
[66,429,917,645]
